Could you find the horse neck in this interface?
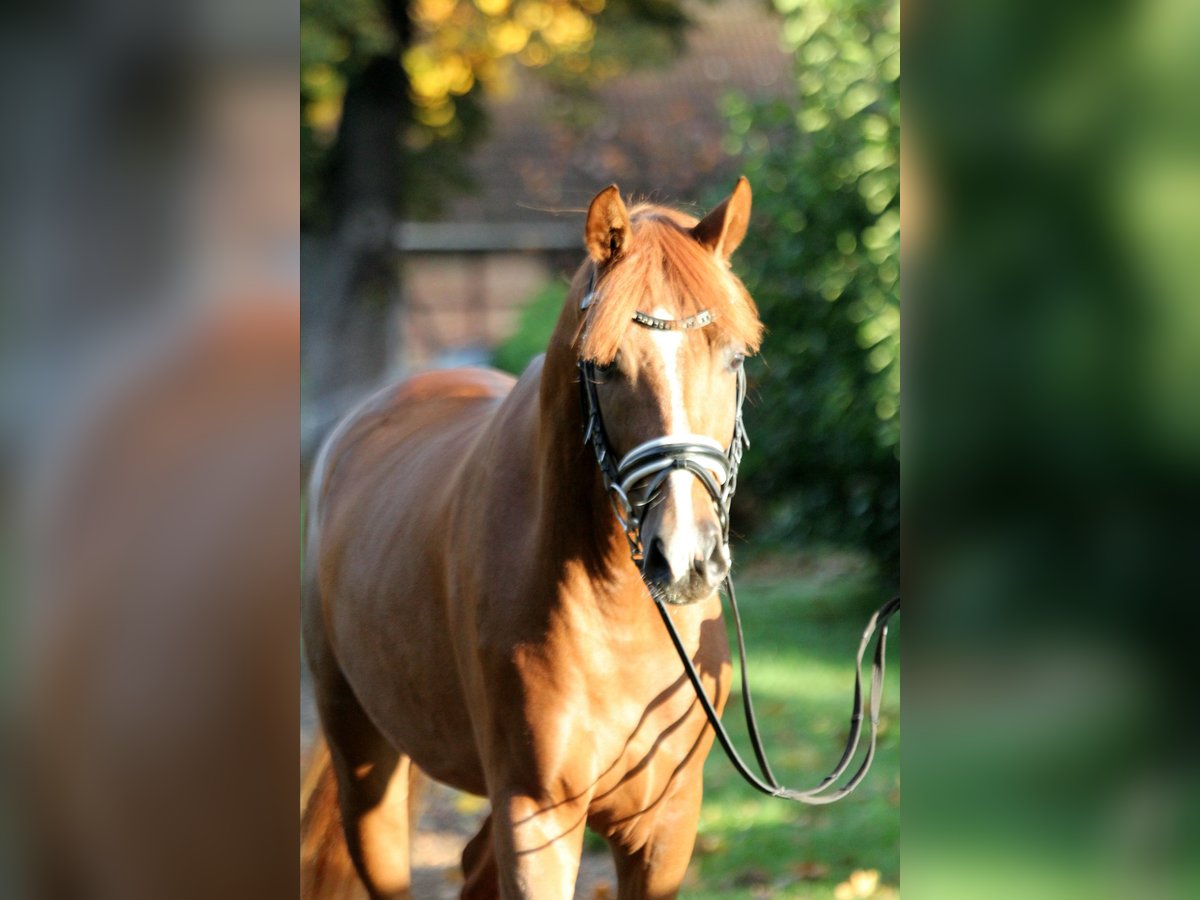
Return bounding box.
[534,337,638,594]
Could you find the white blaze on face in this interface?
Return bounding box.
[649,307,698,582]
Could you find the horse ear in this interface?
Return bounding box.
[692,176,752,259]
[585,184,632,264]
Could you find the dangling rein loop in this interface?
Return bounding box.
[652,583,899,804]
[577,267,899,803]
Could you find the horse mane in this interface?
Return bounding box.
[574,205,764,364]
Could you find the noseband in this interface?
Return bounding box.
[576,268,899,806]
[578,356,747,568]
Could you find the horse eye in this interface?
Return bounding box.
[729,351,746,371]
[595,352,620,377]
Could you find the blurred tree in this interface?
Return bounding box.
[730,0,899,574]
[302,0,692,225]
[300,0,694,424]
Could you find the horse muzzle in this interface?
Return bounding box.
[639,495,730,605]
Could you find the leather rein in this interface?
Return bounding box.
[577,273,900,805]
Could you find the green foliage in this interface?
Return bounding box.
[729,0,899,572]
[491,281,568,375]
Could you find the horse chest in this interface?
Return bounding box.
[517,598,729,835]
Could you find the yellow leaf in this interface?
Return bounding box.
[834,868,881,898]
[488,20,530,56]
[414,0,458,26]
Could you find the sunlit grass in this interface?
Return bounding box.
[687,556,900,898]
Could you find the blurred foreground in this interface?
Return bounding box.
[905,0,1200,897]
[1,0,299,896]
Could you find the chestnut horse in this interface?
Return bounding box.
[302,179,764,899]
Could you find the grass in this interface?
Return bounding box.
[681,553,901,898]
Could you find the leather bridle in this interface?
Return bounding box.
[577,269,900,805]
[578,357,746,569]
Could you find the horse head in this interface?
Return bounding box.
[574,179,763,604]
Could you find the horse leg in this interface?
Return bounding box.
[488,793,588,899]
[608,777,705,900]
[306,616,418,898]
[460,812,500,899]
[320,677,420,897]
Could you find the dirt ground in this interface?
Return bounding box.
[301,668,618,899]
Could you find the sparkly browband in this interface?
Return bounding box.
[580,281,717,332]
[632,308,715,330]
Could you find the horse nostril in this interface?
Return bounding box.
[705,545,729,584]
[642,536,673,587]
[693,526,728,586]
